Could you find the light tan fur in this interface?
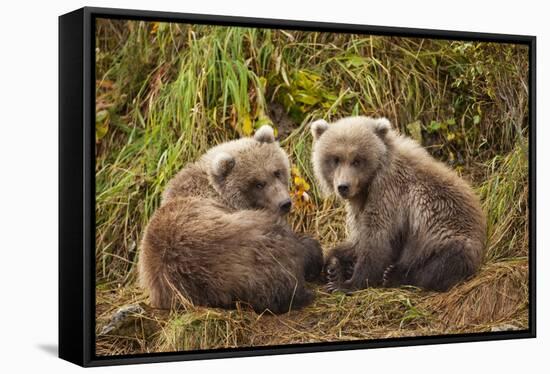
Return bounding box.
[140,125,323,313]
[311,116,486,292]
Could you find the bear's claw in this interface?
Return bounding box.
[325,281,338,293]
[326,280,356,295]
[382,264,395,287]
[326,266,338,281]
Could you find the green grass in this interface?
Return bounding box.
[94,19,530,355]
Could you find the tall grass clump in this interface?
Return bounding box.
[479,141,529,261]
[94,19,530,355]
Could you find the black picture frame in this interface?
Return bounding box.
[59,6,536,367]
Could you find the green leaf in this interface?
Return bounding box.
[95,110,110,142]
[294,92,320,106]
[473,115,481,125]
[427,120,441,133]
[406,121,423,143]
[96,109,109,122]
[321,91,338,101]
[293,70,321,90]
[346,56,365,67]
[255,114,272,128]
[258,76,267,91]
[352,102,360,116]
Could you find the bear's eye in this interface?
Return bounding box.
[351,158,361,167]
[333,156,340,165]
[274,170,282,179]
[255,181,266,190]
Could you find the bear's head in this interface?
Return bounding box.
[310,116,392,200]
[207,125,292,215]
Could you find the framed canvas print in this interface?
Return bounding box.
[59,6,536,367]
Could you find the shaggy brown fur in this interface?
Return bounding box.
[139,126,323,313]
[310,116,486,293]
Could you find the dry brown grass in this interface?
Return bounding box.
[96,259,528,355]
[95,140,529,356]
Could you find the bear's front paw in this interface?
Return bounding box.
[325,279,356,295]
[298,235,323,283]
[324,254,358,293]
[325,257,342,283]
[325,257,345,293]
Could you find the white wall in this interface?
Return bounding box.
[0,0,546,372]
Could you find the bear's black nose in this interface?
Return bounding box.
[337,183,350,196]
[279,199,292,213]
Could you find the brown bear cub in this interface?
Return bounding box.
[139,125,323,314]
[311,116,486,293]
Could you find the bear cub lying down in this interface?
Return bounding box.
[139,125,323,314]
[311,116,486,293]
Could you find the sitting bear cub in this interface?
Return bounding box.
[310,116,486,292]
[139,125,323,313]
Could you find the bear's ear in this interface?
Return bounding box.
[310,119,329,141]
[211,152,235,179]
[373,117,391,138]
[254,125,275,143]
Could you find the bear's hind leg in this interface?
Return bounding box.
[256,284,313,314]
[291,286,314,310]
[397,242,479,291]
